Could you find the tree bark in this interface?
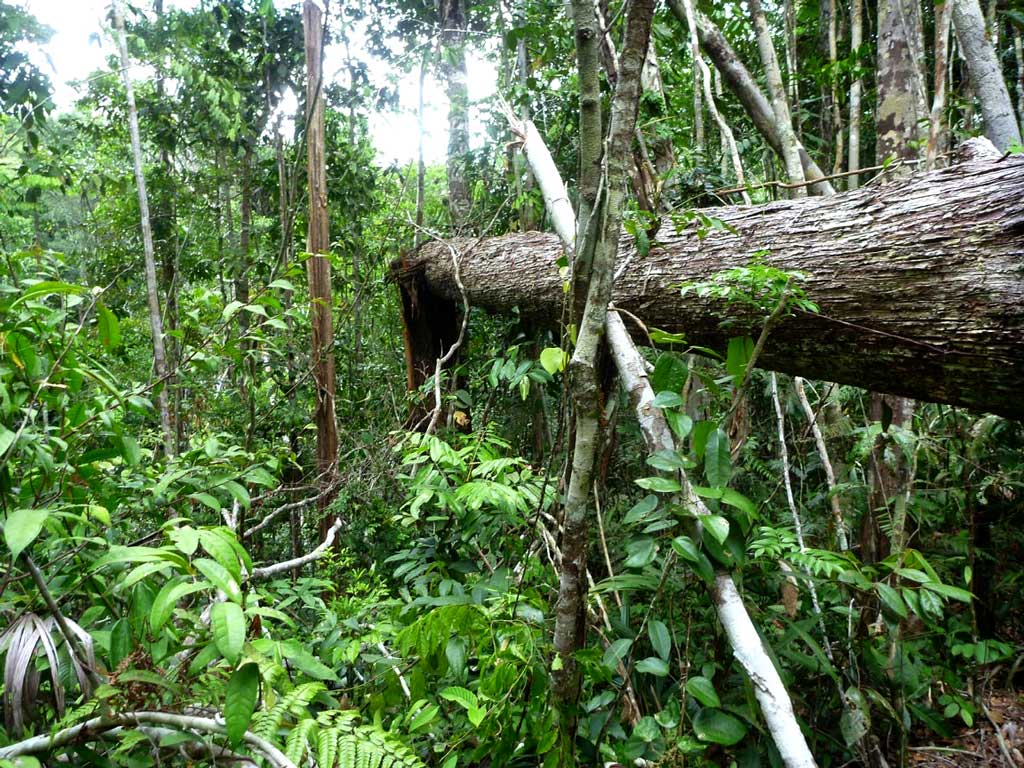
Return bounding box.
[113,1,174,459]
[952,0,1023,151]
[849,0,864,188]
[876,0,929,166]
[404,141,1024,419]
[303,1,339,519]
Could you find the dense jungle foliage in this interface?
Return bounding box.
[0,0,1022,767]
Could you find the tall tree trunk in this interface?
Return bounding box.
[876,0,929,165]
[239,145,255,447]
[674,5,834,195]
[749,0,806,194]
[1015,32,1024,127]
[405,141,1024,418]
[303,1,339,523]
[112,1,174,459]
[849,0,863,188]
[441,0,471,229]
[552,1,655,761]
[952,0,1023,150]
[927,0,954,168]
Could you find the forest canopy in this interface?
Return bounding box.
[0,1,1023,767]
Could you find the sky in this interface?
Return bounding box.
[18,0,498,165]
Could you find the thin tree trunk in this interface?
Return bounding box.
[784,0,801,138]
[441,0,471,229]
[749,0,806,195]
[552,1,655,761]
[927,0,954,168]
[1015,32,1024,127]
[674,4,833,193]
[406,141,1024,418]
[678,0,750,203]
[849,0,863,188]
[303,0,339,522]
[113,1,174,459]
[952,0,1023,150]
[828,0,844,175]
[794,377,848,550]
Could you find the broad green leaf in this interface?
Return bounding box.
[225,663,260,746]
[648,619,671,661]
[921,582,972,602]
[13,280,84,307]
[875,582,907,618]
[0,425,15,456]
[539,347,568,375]
[198,531,242,583]
[720,488,756,517]
[685,676,721,708]
[702,515,730,545]
[439,686,478,711]
[222,480,251,509]
[408,702,439,731]
[4,508,48,560]
[624,538,657,569]
[97,302,121,350]
[280,639,339,681]
[691,421,714,458]
[704,429,732,487]
[211,601,246,665]
[635,476,681,493]
[670,536,714,582]
[188,493,221,513]
[169,526,200,556]
[692,708,747,745]
[652,391,684,408]
[726,336,754,385]
[467,706,486,727]
[636,656,669,677]
[110,618,133,668]
[151,579,208,632]
[268,278,296,291]
[650,353,688,393]
[194,558,242,604]
[665,410,694,440]
[646,449,690,472]
[623,495,659,525]
[603,638,632,670]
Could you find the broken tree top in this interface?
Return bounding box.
[401,139,1024,419]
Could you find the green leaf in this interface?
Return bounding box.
[685,676,721,708]
[719,488,756,517]
[921,582,972,603]
[4,508,48,560]
[635,476,681,493]
[267,278,296,291]
[624,495,659,525]
[603,638,632,670]
[726,336,754,385]
[652,391,684,408]
[169,526,200,556]
[222,481,251,509]
[692,708,748,746]
[670,536,714,582]
[0,425,16,456]
[704,429,732,487]
[151,579,207,632]
[539,347,568,375]
[650,353,688,392]
[665,410,694,440]
[624,537,657,569]
[408,702,439,731]
[875,582,907,618]
[198,530,242,584]
[194,558,242,604]
[97,302,122,350]
[648,619,671,661]
[13,280,84,307]
[210,601,246,665]
[636,656,669,676]
[646,449,690,472]
[702,515,730,545]
[188,493,222,513]
[439,686,478,711]
[225,663,260,746]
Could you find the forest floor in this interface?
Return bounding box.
[910,691,1024,766]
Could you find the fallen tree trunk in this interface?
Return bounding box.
[399,141,1024,419]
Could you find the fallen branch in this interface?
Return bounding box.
[0,710,295,768]
[249,517,343,580]
[607,311,817,768]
